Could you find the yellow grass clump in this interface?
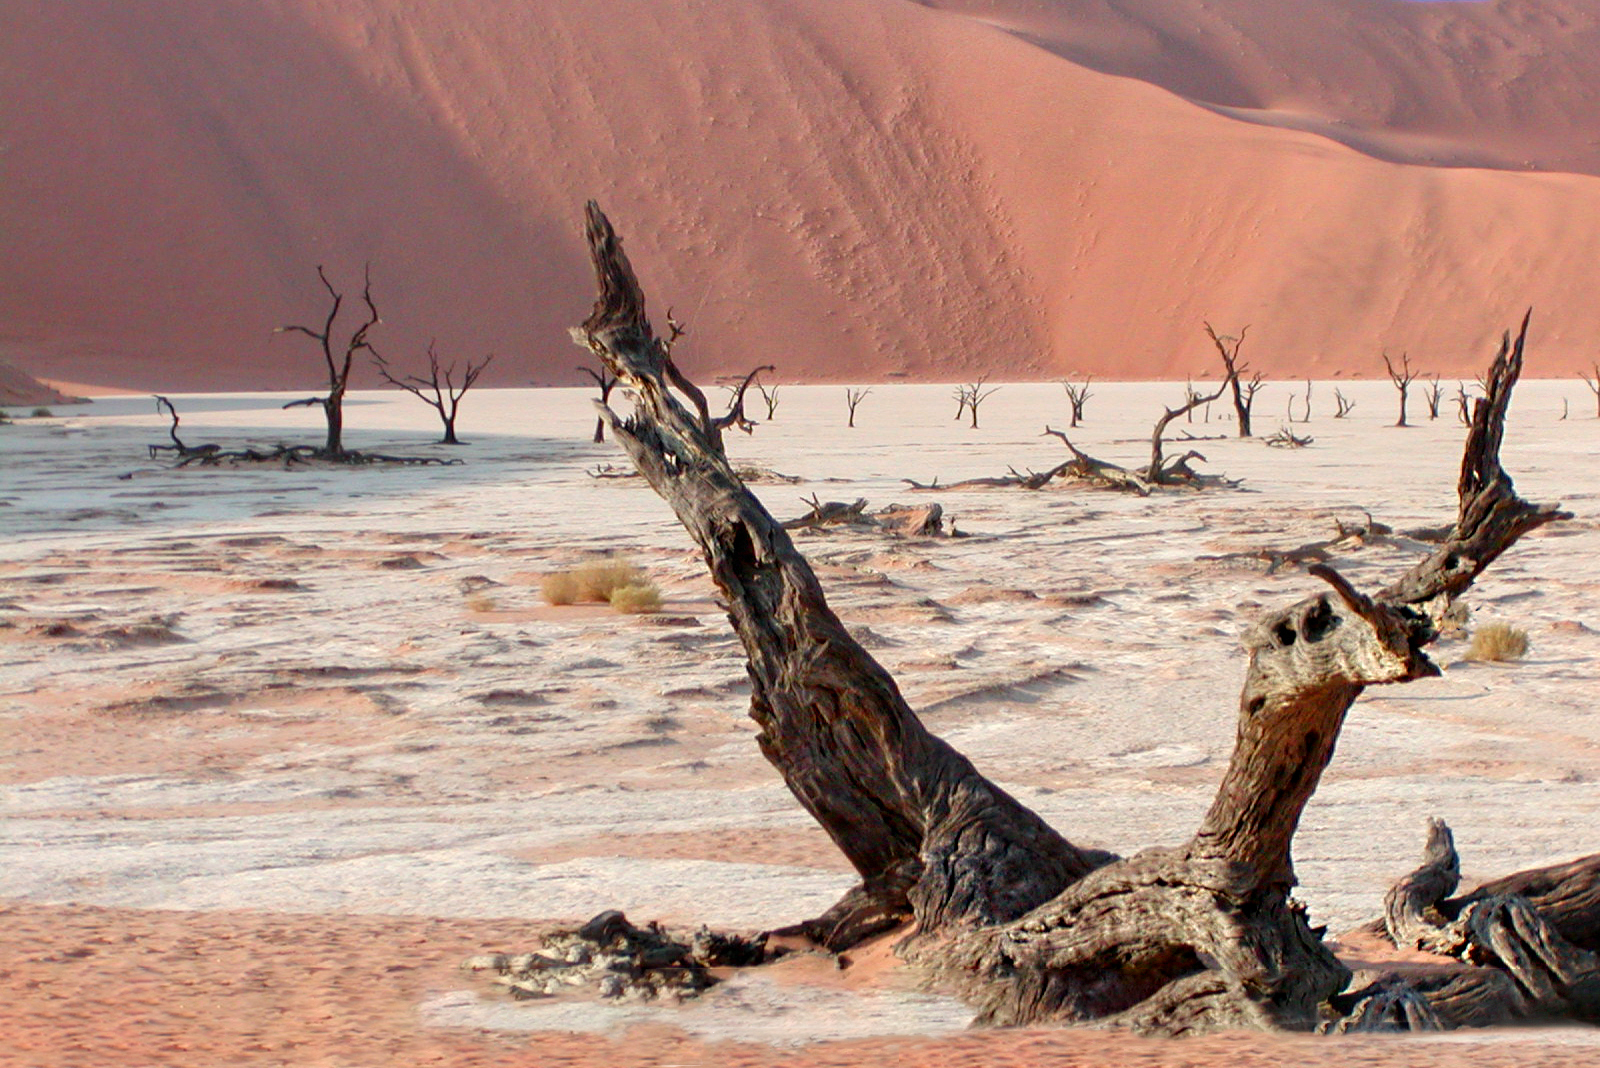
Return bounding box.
[608,582,663,614]
[1467,621,1530,663]
[464,594,498,613]
[541,556,652,607]
[540,570,582,605]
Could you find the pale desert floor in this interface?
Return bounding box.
[3,381,1600,1066]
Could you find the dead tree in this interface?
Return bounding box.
[1334,388,1356,419]
[1424,375,1444,420]
[756,382,780,421]
[1456,382,1474,426]
[576,204,1585,1036]
[954,378,1001,429]
[715,365,776,435]
[1061,376,1092,427]
[845,387,872,428]
[1581,363,1600,418]
[276,265,379,457]
[1204,322,1257,437]
[577,364,619,443]
[371,345,492,445]
[146,395,221,461]
[1287,380,1312,423]
[1383,351,1420,427]
[1144,377,1234,485]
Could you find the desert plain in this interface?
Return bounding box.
[2,379,1599,1065]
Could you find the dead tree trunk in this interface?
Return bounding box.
[1384,351,1419,428]
[576,204,1584,1036]
[578,204,1107,948]
[1145,377,1233,485]
[276,265,378,458]
[1061,376,1092,427]
[955,379,1000,429]
[1424,375,1443,420]
[1205,323,1255,437]
[1581,363,1600,418]
[845,387,872,429]
[373,345,492,445]
[578,365,620,443]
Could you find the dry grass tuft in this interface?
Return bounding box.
[540,570,582,605]
[609,582,663,614]
[574,557,646,602]
[1467,621,1530,663]
[465,594,498,613]
[541,555,649,606]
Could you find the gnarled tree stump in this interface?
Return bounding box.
[573,201,1588,1036]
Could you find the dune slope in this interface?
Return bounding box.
[2,0,1598,389]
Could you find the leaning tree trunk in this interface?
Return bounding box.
[575,203,1586,1035]
[578,203,1110,949]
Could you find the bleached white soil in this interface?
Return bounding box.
[2,381,1597,1044]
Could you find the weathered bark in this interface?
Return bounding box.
[1363,818,1600,1027]
[578,202,1108,950]
[576,204,1586,1035]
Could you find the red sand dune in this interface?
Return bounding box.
[3,0,1600,391]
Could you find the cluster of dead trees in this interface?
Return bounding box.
[150,266,493,465]
[573,202,1597,1040]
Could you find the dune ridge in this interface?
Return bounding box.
[3,0,1599,390]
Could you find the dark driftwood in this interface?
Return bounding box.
[575,202,1589,1036]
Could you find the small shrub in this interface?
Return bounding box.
[1467,621,1530,662]
[540,570,582,605]
[30,407,52,418]
[465,594,498,613]
[609,582,663,614]
[573,556,645,602]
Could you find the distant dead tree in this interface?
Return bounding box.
[1204,323,1257,437]
[1333,389,1356,419]
[146,395,219,461]
[577,363,619,443]
[954,378,1001,429]
[1298,379,1313,422]
[372,344,492,445]
[1383,351,1420,427]
[277,265,379,458]
[1456,382,1474,426]
[1144,375,1235,485]
[715,365,775,435]
[1581,363,1600,417]
[1181,378,1208,423]
[1423,375,1444,421]
[1060,376,1092,427]
[575,204,1595,1037]
[845,387,872,428]
[756,381,781,421]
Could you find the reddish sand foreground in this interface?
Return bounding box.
[5,902,1599,1068]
